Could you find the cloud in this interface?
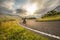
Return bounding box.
[0,6,13,14]
[0,0,15,9]
[0,0,60,17]
[16,9,27,15]
[20,0,60,17]
[0,0,15,14]
[55,6,60,12]
[0,0,27,15]
[27,0,60,14]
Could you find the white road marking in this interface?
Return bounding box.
[20,24,60,40]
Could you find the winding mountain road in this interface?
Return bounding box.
[20,19,60,40]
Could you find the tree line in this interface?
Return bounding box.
[42,10,60,18]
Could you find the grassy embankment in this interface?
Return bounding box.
[36,14,60,22]
[0,15,49,40]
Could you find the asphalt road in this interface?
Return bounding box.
[23,19,60,37]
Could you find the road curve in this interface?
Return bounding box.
[20,19,60,40]
[26,19,60,36]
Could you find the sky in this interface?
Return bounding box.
[0,0,60,18]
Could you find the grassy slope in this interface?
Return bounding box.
[36,14,60,22]
[0,15,49,40]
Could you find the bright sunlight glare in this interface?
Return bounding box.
[24,3,37,16]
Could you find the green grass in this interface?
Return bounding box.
[0,15,49,40]
[36,14,60,22]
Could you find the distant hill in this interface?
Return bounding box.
[36,10,60,22]
[41,10,60,18]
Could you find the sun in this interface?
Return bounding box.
[24,3,37,16]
